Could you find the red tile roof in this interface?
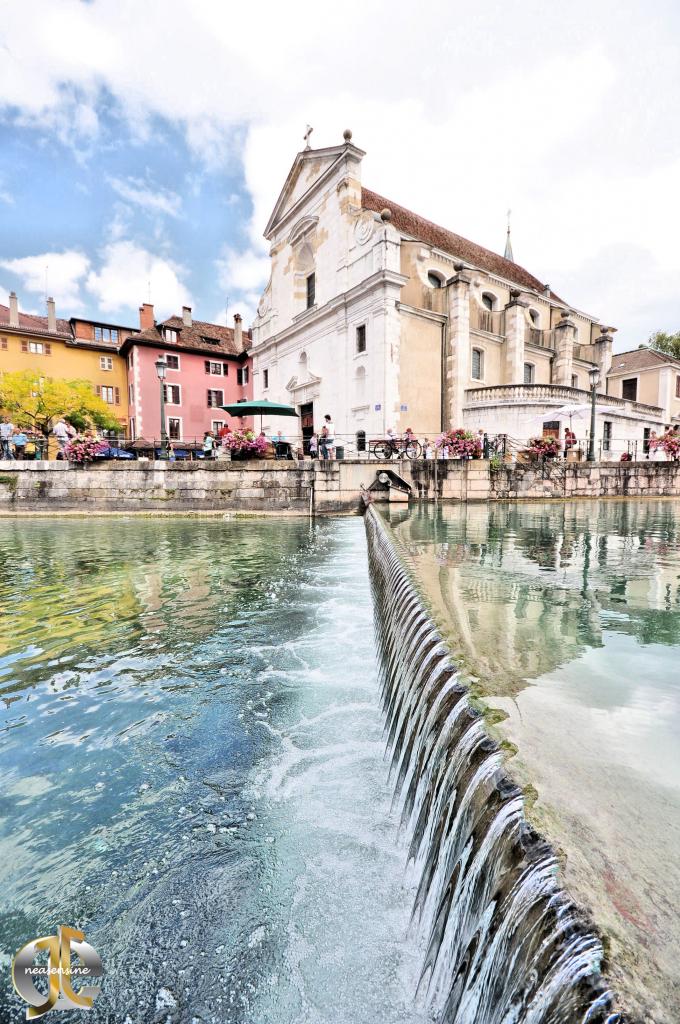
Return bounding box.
[362,188,558,299]
[0,303,71,338]
[120,315,251,358]
[608,348,680,375]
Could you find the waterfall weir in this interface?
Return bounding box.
[364,506,621,1024]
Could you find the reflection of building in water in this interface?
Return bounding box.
[391,500,680,696]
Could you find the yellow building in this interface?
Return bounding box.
[0,291,133,428]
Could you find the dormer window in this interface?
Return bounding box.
[427,271,444,288]
[163,328,178,343]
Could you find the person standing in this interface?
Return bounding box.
[309,432,318,459]
[202,431,216,460]
[321,414,335,460]
[12,429,28,460]
[52,418,71,457]
[0,418,14,460]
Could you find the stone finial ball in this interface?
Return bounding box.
[343,128,352,141]
[380,208,392,222]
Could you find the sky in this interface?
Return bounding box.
[0,0,679,350]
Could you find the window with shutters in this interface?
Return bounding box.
[212,420,225,434]
[237,367,249,386]
[97,385,120,405]
[205,361,227,375]
[471,348,484,381]
[25,341,46,354]
[168,418,182,440]
[163,328,178,343]
[0,337,7,350]
[163,384,181,405]
[207,389,224,407]
[165,354,180,370]
[100,356,113,370]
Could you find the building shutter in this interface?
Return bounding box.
[223,363,229,375]
[95,385,101,396]
[45,342,51,355]
[114,387,120,405]
[205,360,211,374]
[207,390,213,407]
[21,340,28,352]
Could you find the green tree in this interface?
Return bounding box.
[648,330,680,360]
[0,370,120,437]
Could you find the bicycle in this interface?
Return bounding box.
[372,437,422,460]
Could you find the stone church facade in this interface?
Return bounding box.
[251,132,665,455]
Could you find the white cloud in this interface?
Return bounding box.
[107,175,182,218]
[85,240,191,320]
[216,247,269,293]
[1,1,680,342]
[0,250,90,309]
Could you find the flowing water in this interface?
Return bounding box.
[0,517,425,1024]
[386,499,680,1024]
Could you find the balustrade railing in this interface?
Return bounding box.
[463,383,664,416]
[526,327,555,350]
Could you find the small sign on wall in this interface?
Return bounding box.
[374,404,381,411]
[400,404,408,412]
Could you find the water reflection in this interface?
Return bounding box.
[389,500,680,696]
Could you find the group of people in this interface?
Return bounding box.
[308,415,336,460]
[0,417,44,460]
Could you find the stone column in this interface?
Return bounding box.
[503,289,528,383]
[445,265,471,428]
[553,311,576,386]
[594,326,614,385]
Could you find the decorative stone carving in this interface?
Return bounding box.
[354,213,375,246]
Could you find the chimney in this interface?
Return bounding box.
[9,291,19,328]
[182,305,192,328]
[139,303,155,330]
[47,296,57,333]
[233,313,243,348]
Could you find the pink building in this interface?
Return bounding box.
[120,304,253,443]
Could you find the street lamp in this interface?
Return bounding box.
[587,366,601,462]
[155,357,168,459]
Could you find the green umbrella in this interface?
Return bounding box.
[220,399,299,433]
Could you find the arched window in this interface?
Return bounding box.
[528,308,540,325]
[523,362,535,384]
[571,374,579,389]
[471,348,484,381]
[481,292,497,311]
[427,271,444,288]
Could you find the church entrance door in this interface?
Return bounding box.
[300,402,314,455]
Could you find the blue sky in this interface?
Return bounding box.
[1,0,679,347]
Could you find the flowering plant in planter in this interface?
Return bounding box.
[435,428,482,459]
[650,430,680,461]
[64,436,107,463]
[526,435,560,459]
[223,429,270,456]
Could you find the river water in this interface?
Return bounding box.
[0,517,427,1024]
[388,499,680,1024]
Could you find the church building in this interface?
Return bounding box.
[251,131,665,456]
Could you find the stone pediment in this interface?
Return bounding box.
[264,141,365,239]
[286,371,321,395]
